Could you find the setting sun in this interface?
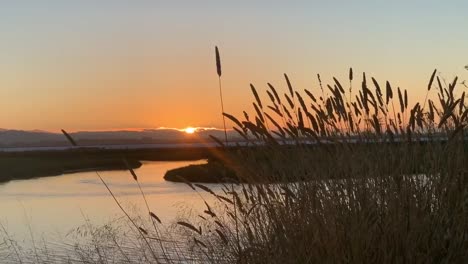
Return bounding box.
[184,127,196,134]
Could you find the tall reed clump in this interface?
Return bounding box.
[173,68,468,263]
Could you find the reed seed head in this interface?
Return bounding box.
[215,46,222,77]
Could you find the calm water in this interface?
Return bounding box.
[0,160,218,242]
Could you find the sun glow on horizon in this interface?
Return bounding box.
[184,127,197,134]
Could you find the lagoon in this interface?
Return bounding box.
[0,160,217,244]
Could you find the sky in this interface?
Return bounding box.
[1,1,467,132]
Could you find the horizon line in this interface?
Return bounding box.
[0,126,233,134]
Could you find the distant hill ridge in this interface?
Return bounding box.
[0,128,239,147]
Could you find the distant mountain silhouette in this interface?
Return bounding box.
[0,128,240,148]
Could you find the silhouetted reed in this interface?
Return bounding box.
[216,46,228,145]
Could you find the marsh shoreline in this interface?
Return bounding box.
[2,139,466,184]
[0,147,216,183]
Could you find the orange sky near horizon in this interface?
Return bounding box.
[1,2,467,132]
